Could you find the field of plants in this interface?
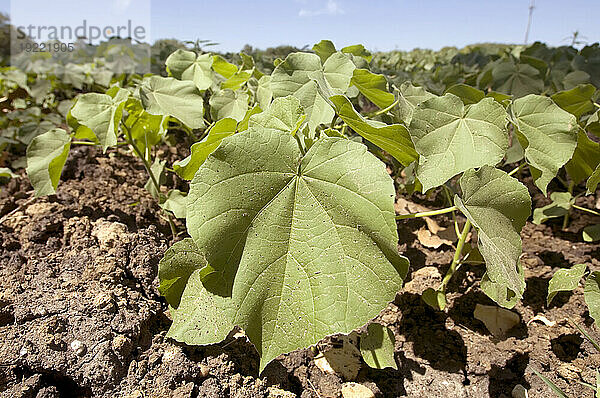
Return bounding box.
[1,31,600,398]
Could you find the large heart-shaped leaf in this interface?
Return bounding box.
[409,94,508,192]
[455,166,531,308]
[71,89,129,150]
[509,94,578,195]
[166,50,214,91]
[209,89,249,122]
[163,128,408,371]
[248,96,306,134]
[492,60,543,98]
[140,76,205,129]
[271,52,355,132]
[394,81,435,125]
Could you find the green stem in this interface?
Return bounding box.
[573,205,600,216]
[340,123,348,136]
[562,180,575,229]
[508,163,525,176]
[122,122,161,194]
[396,205,457,220]
[71,141,98,146]
[294,133,306,156]
[442,186,461,237]
[373,98,400,116]
[440,219,472,292]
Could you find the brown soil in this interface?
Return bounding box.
[1,146,599,398]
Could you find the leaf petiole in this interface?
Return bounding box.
[439,219,471,292]
[507,163,525,176]
[396,205,457,220]
[122,120,161,195]
[573,205,600,217]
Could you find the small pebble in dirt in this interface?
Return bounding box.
[19,346,28,356]
[70,339,87,356]
[199,363,210,378]
[162,346,183,362]
[93,292,116,311]
[112,335,132,356]
[341,382,375,398]
[267,386,296,398]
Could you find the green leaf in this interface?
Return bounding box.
[585,272,600,327]
[271,52,355,132]
[248,96,306,135]
[171,128,408,371]
[505,136,525,164]
[547,263,587,305]
[212,55,238,79]
[222,71,252,91]
[173,118,237,180]
[422,288,446,310]
[492,59,543,98]
[409,94,508,192]
[586,109,600,138]
[166,50,214,90]
[551,84,596,119]
[209,89,249,122]
[350,69,395,109]
[237,104,262,132]
[160,189,188,219]
[480,262,524,309]
[583,224,600,242]
[26,128,71,197]
[532,192,574,224]
[0,167,17,179]
[71,89,129,151]
[140,76,205,129]
[395,82,436,125]
[455,166,531,307]
[566,130,600,184]
[124,98,166,155]
[588,164,600,194]
[359,323,397,370]
[445,84,485,105]
[312,40,337,64]
[509,94,578,195]
[341,44,372,63]
[256,75,273,110]
[330,95,417,166]
[158,238,207,309]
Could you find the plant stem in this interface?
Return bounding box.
[442,186,462,237]
[373,98,400,116]
[573,205,600,216]
[440,219,472,292]
[508,163,525,176]
[122,122,161,194]
[562,180,575,230]
[71,140,98,146]
[294,133,306,156]
[396,205,457,220]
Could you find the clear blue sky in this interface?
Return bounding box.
[1,0,598,52]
